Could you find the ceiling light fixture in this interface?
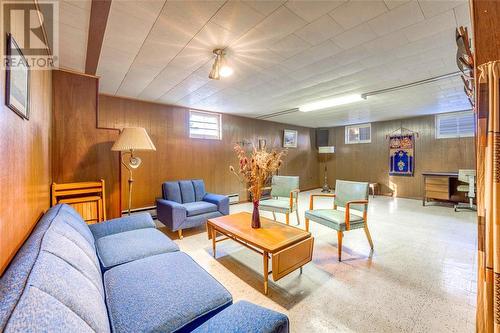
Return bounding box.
[209,49,233,80]
[299,94,365,112]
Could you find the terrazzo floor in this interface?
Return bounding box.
[158,189,477,333]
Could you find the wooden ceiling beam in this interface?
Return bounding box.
[85,0,112,75]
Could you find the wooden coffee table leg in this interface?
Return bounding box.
[211,226,217,258]
[263,251,269,294]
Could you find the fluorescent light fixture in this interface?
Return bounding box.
[299,94,365,112]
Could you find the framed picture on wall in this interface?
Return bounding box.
[5,33,30,120]
[283,129,298,148]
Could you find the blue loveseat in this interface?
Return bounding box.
[157,179,229,239]
[0,204,289,333]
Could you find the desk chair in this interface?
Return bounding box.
[454,169,476,211]
[305,180,373,261]
[259,176,300,225]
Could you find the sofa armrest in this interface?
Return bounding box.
[203,193,229,215]
[156,198,187,231]
[89,213,155,240]
[192,301,289,333]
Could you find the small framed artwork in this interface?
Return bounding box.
[5,33,30,120]
[258,138,266,150]
[283,129,298,148]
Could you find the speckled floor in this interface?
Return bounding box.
[158,189,477,333]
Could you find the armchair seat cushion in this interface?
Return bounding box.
[192,301,289,333]
[104,252,232,333]
[305,209,364,231]
[184,201,218,217]
[259,199,294,213]
[96,228,179,270]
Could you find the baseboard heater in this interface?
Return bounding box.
[121,206,157,219]
[227,193,240,205]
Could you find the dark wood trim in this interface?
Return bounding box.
[85,0,112,75]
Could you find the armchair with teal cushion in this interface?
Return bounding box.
[259,176,300,225]
[305,180,374,261]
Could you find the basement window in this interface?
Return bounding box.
[345,123,371,144]
[189,110,222,140]
[435,111,475,139]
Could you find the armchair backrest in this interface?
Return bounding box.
[458,169,476,183]
[271,176,299,198]
[162,179,206,204]
[335,180,369,212]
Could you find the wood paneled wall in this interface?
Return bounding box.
[0,21,52,274]
[98,95,320,210]
[319,115,475,199]
[52,70,121,218]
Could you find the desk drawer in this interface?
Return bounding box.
[426,190,450,201]
[272,237,314,281]
[425,177,449,186]
[425,184,449,193]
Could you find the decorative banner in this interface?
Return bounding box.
[389,134,415,176]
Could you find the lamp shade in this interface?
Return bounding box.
[318,146,335,154]
[111,127,156,152]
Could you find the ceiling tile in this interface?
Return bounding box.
[84,0,469,128]
[364,31,409,54]
[418,0,465,18]
[367,1,425,36]
[281,40,342,70]
[211,1,264,35]
[402,10,456,42]
[285,0,346,22]
[242,0,285,16]
[383,0,411,10]
[254,6,307,40]
[57,1,91,31]
[267,34,312,59]
[116,1,224,97]
[157,74,209,103]
[329,0,388,30]
[453,2,471,28]
[97,0,165,93]
[294,15,344,45]
[332,23,378,49]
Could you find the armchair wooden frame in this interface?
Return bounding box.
[305,193,373,261]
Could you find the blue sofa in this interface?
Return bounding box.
[0,204,289,333]
[157,179,229,239]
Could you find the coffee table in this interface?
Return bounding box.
[207,212,314,294]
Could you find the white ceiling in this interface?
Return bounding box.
[57,0,472,128]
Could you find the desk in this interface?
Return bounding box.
[422,172,465,206]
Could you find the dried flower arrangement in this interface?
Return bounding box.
[229,144,287,227]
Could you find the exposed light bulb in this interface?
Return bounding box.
[219,65,233,77]
[299,94,365,112]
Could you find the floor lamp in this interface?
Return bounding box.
[112,127,156,215]
[319,146,335,192]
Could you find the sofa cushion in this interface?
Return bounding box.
[192,301,289,333]
[163,181,182,203]
[5,287,97,333]
[104,252,232,333]
[192,179,206,201]
[96,228,179,270]
[6,246,110,333]
[179,180,196,203]
[183,201,218,217]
